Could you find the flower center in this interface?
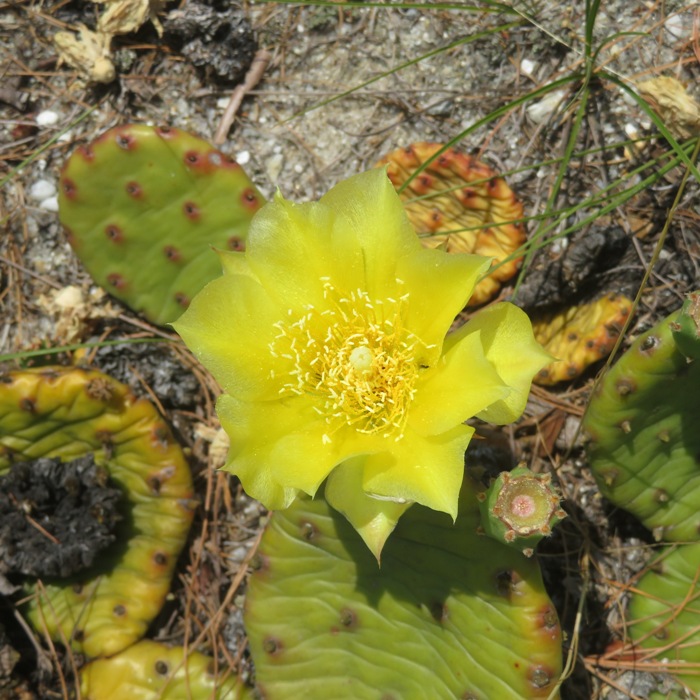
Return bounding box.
[270,279,428,441]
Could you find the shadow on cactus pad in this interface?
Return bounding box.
[58,124,265,326]
[245,480,562,699]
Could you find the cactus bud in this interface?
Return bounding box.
[477,465,566,556]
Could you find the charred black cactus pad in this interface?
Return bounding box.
[164,0,257,84]
[0,455,123,578]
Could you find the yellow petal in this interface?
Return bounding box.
[453,303,552,424]
[245,194,334,312]
[395,248,491,352]
[218,394,377,506]
[325,459,412,563]
[409,329,510,436]
[246,170,420,313]
[173,269,282,401]
[318,168,422,299]
[361,423,474,520]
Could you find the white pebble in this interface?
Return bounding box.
[36,110,59,127]
[520,59,536,76]
[40,196,59,212]
[216,97,230,110]
[293,163,303,173]
[236,150,251,165]
[29,179,56,201]
[526,89,568,124]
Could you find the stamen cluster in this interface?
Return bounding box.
[270,279,425,441]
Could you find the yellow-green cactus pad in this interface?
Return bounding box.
[626,543,700,700]
[0,367,196,658]
[59,124,266,325]
[532,293,633,385]
[245,484,563,699]
[376,142,526,306]
[80,639,252,699]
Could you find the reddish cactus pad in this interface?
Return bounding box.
[59,124,266,325]
[376,143,527,306]
[532,293,633,385]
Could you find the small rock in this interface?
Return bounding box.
[28,179,56,201]
[40,196,59,212]
[526,88,568,124]
[36,110,59,127]
[520,58,536,76]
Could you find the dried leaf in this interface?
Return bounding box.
[98,0,165,36]
[53,25,115,83]
[637,76,700,141]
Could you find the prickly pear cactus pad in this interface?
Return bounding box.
[584,297,700,541]
[0,367,196,658]
[245,487,562,699]
[58,124,266,325]
[532,292,633,385]
[625,543,700,699]
[79,639,251,700]
[376,142,526,306]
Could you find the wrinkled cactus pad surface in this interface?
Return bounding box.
[80,639,251,699]
[376,142,526,306]
[245,484,562,699]
[0,366,195,657]
[532,292,633,385]
[59,124,266,325]
[584,298,700,541]
[626,543,700,699]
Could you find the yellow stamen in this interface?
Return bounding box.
[270,279,427,440]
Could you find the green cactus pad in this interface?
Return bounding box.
[245,485,562,699]
[584,300,700,541]
[59,124,266,325]
[0,366,196,658]
[79,639,252,699]
[626,543,700,699]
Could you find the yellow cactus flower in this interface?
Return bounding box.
[174,169,549,560]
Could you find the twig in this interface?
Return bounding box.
[213,49,272,146]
